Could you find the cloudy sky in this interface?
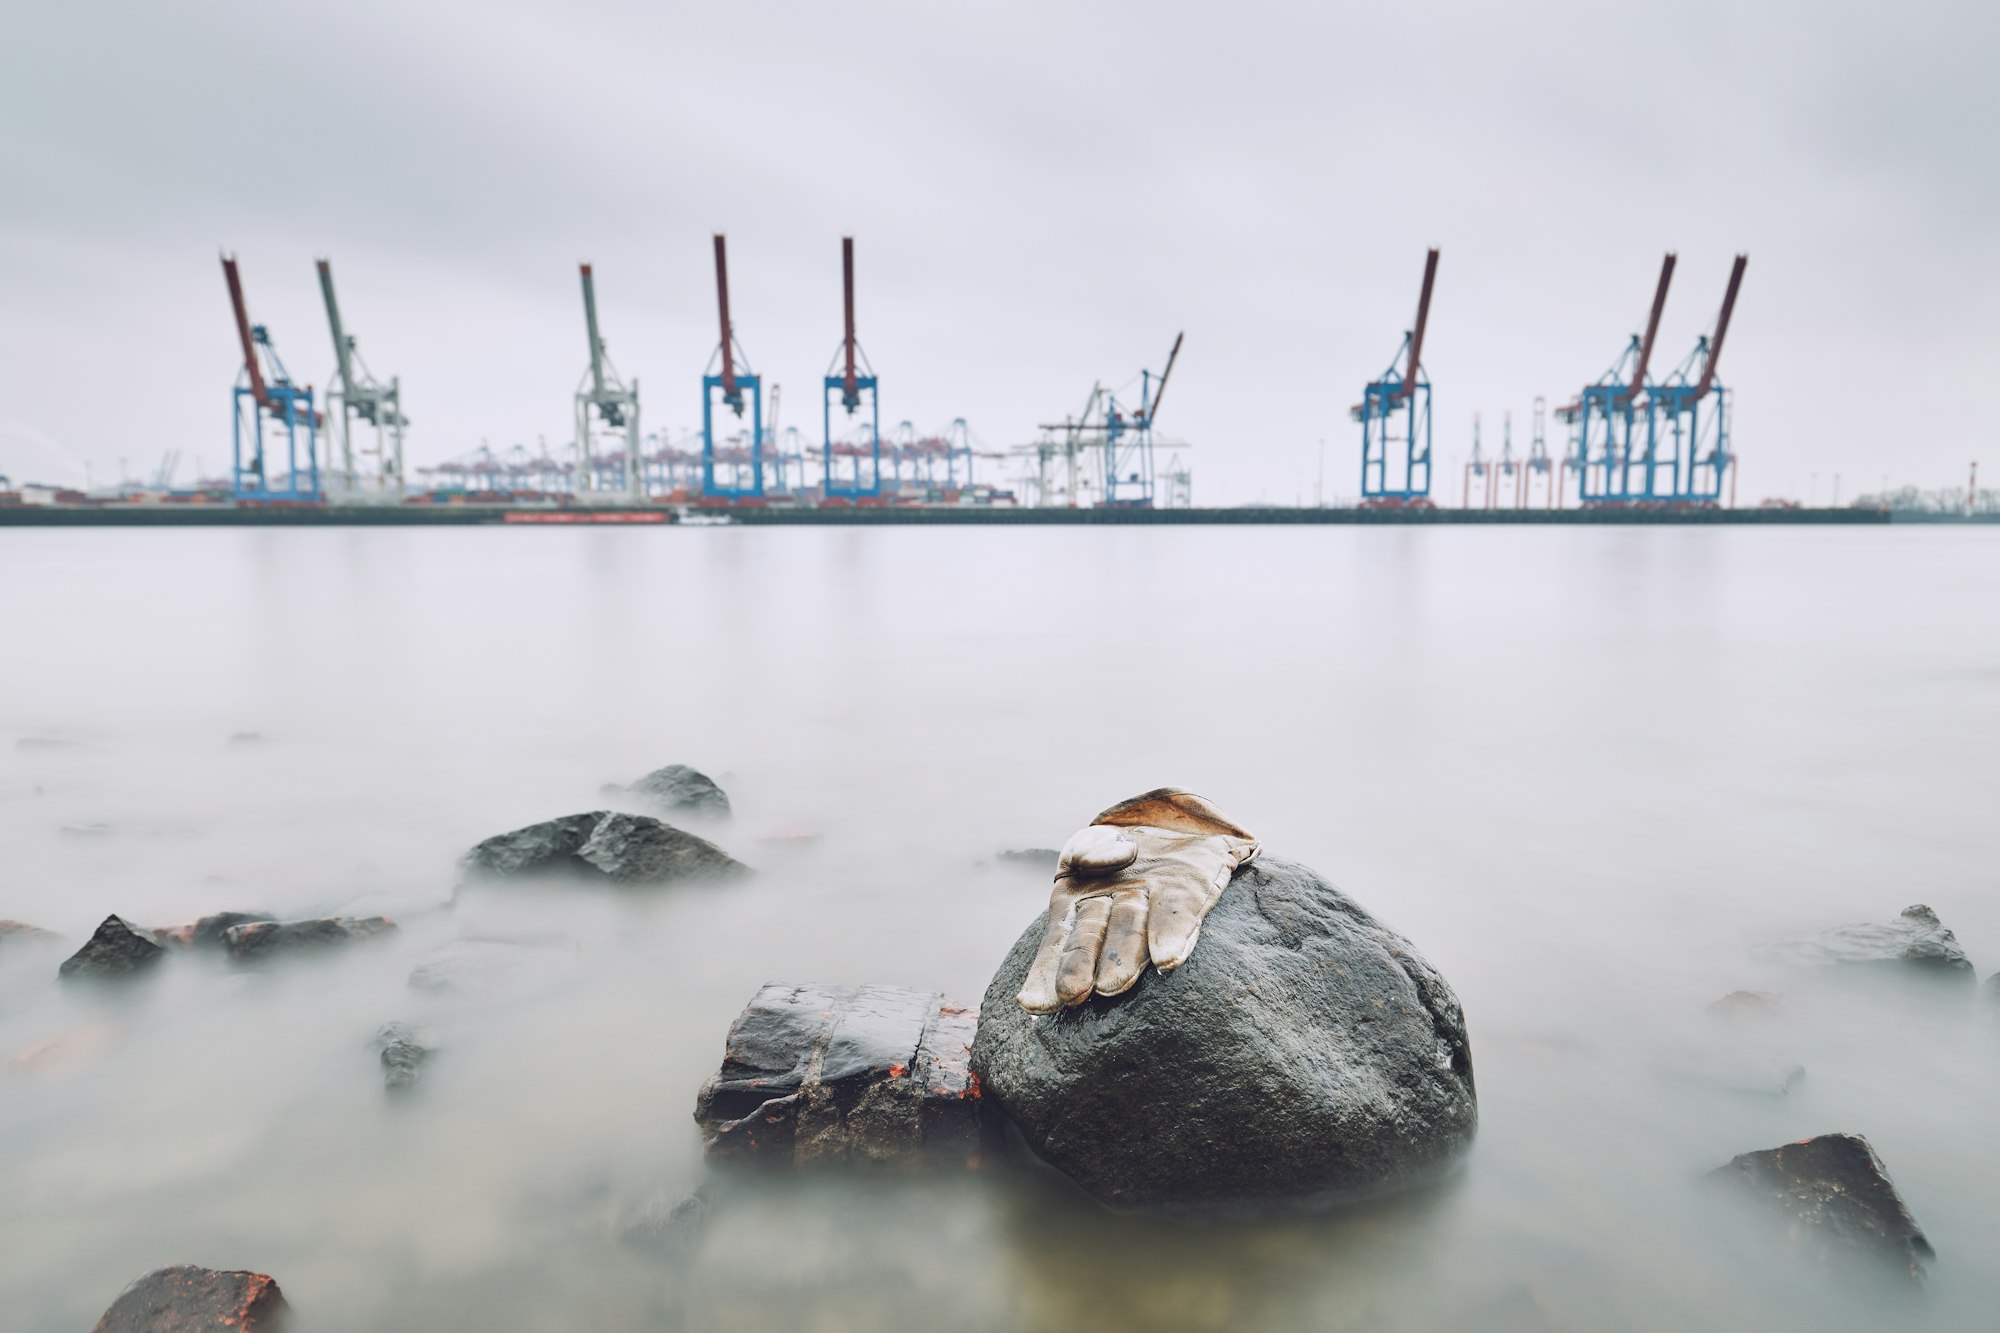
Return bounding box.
[0,0,1992,503]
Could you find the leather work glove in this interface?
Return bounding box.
[1017,789,1259,1013]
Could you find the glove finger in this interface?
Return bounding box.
[1147,882,1210,971]
[1093,886,1151,996]
[1017,898,1075,1014]
[1056,896,1114,1007]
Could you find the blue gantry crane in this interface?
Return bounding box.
[702,234,764,500]
[1648,255,1748,506]
[1356,248,1438,505]
[1555,254,1677,504]
[823,236,881,499]
[222,254,322,504]
[1100,333,1182,507]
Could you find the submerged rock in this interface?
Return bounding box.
[994,848,1059,872]
[0,920,59,947]
[1710,1132,1933,1283]
[622,1183,715,1264]
[151,910,277,950]
[91,1264,288,1331]
[621,764,731,818]
[971,855,1478,1213]
[694,983,986,1166]
[1709,989,1785,1020]
[58,916,166,980]
[1755,904,1973,978]
[407,938,574,1000]
[374,1021,435,1094]
[222,916,397,961]
[461,811,746,886]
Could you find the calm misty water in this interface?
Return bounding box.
[2,525,1997,1331]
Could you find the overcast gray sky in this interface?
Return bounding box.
[1,0,1993,503]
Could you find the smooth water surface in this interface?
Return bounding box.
[2,525,1997,1330]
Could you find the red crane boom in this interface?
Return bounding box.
[842,236,859,404]
[220,254,270,409]
[1628,253,1676,400]
[1395,247,1439,402]
[713,234,738,404]
[1694,254,1748,399]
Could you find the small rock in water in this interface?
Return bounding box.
[407,938,574,1000]
[1709,989,1785,1019]
[228,731,266,745]
[1710,1132,1933,1283]
[694,983,986,1167]
[619,763,731,818]
[621,1183,715,1263]
[59,821,115,838]
[972,855,1478,1213]
[993,848,1059,871]
[191,910,277,949]
[91,1264,288,1331]
[1659,1046,1806,1097]
[222,916,397,961]
[16,735,95,752]
[0,920,60,947]
[1755,904,1973,978]
[461,811,746,886]
[58,916,166,981]
[374,1022,435,1094]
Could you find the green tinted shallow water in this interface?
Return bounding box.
[2,526,1996,1331]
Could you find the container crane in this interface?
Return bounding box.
[1463,412,1493,509]
[1495,411,1519,508]
[1101,333,1181,507]
[574,263,642,502]
[1555,254,1676,503]
[1523,396,1556,507]
[823,236,882,500]
[702,234,765,500]
[1649,255,1747,505]
[316,259,405,497]
[221,253,322,504]
[1355,249,1438,505]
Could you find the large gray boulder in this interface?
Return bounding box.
[460,811,746,886]
[971,856,1476,1213]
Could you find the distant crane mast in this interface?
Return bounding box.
[822,235,881,499]
[221,253,322,504]
[315,259,405,497]
[1556,253,1678,503]
[1356,249,1439,505]
[702,234,765,499]
[573,263,642,501]
[1650,254,1748,505]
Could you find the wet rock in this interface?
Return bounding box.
[1659,1046,1806,1097]
[994,848,1059,871]
[1710,1132,1933,1282]
[191,910,277,949]
[1710,989,1784,1019]
[407,938,575,1000]
[578,812,745,883]
[228,731,266,745]
[1755,904,1973,978]
[91,1264,288,1331]
[621,763,731,818]
[222,916,397,961]
[461,811,746,886]
[0,919,59,947]
[374,1021,435,1094]
[60,821,115,837]
[461,812,604,878]
[694,983,986,1166]
[971,855,1478,1213]
[58,915,166,980]
[621,1183,715,1263]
